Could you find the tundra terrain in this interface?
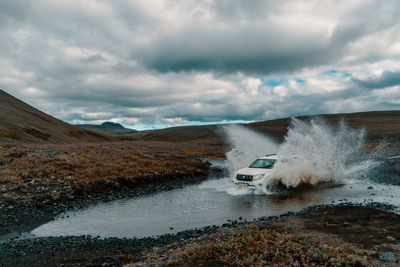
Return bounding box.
[0,89,399,266]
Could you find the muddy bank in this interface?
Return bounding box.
[0,167,222,237]
[1,203,399,266]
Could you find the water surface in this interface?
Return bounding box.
[31,176,400,239]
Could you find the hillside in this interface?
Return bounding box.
[0,90,109,144]
[127,125,223,144]
[123,110,400,145]
[250,110,400,141]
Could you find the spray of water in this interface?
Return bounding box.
[224,119,378,192]
[271,118,376,188]
[223,124,279,175]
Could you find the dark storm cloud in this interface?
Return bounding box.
[136,0,400,74]
[0,0,399,129]
[353,71,400,89]
[139,29,340,74]
[0,1,31,22]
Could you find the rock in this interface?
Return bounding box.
[50,191,61,201]
[386,236,396,242]
[379,252,398,263]
[325,223,337,227]
[21,172,32,182]
[367,186,374,190]
[35,201,46,207]
[112,181,120,189]
[152,247,161,254]
[30,150,57,158]
[0,160,5,166]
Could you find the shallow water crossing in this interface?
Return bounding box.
[30,120,400,239]
[31,171,400,239]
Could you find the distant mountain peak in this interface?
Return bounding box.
[77,121,136,134]
[100,121,125,129]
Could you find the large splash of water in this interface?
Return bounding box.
[223,124,279,175]
[224,119,378,191]
[271,118,376,188]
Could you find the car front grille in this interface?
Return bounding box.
[236,174,253,182]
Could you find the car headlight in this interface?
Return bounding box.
[252,173,264,180]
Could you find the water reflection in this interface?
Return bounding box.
[30,176,400,239]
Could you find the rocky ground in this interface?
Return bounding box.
[0,141,224,236]
[0,203,399,266]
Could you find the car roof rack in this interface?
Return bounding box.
[265,153,277,157]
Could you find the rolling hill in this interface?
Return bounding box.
[123,111,400,145]
[250,111,400,141]
[0,89,399,145]
[0,89,109,144]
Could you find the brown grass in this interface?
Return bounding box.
[0,141,222,204]
[131,224,369,266]
[0,129,18,139]
[0,142,207,182]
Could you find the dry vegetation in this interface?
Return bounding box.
[0,141,222,206]
[126,205,400,266]
[131,224,370,266]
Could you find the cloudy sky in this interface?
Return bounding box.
[1,0,400,130]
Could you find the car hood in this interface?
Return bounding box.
[236,168,273,176]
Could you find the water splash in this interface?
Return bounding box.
[270,118,377,188]
[223,124,279,176]
[223,119,379,192]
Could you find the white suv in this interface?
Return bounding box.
[232,154,279,190]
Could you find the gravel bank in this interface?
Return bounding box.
[1,203,399,266]
[0,164,223,237]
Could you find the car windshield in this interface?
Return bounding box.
[249,159,276,169]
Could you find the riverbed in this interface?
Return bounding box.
[30,172,400,239]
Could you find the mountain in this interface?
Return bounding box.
[125,110,400,145]
[77,122,137,134]
[100,122,125,129]
[0,90,109,144]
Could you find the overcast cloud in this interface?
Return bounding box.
[0,0,399,129]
